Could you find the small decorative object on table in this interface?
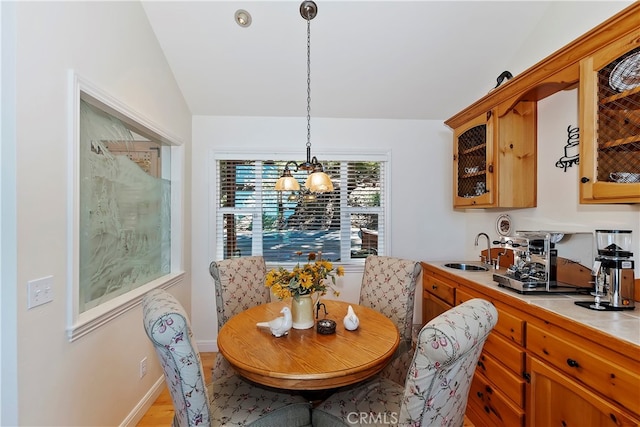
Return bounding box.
[316,319,336,335]
[256,307,292,337]
[266,251,343,330]
[343,305,360,331]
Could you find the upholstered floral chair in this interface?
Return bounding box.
[209,256,271,381]
[142,288,311,427]
[359,255,422,384]
[312,298,498,427]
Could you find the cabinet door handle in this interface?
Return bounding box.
[432,285,437,290]
[581,177,590,183]
[566,358,580,368]
[523,372,531,383]
[488,164,494,173]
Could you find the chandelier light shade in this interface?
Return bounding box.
[275,0,333,193]
[274,161,301,191]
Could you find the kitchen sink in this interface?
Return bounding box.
[444,262,489,271]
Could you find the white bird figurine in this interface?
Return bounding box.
[256,307,292,337]
[343,305,360,331]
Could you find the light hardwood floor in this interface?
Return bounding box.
[137,352,475,426]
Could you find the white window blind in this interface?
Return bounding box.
[215,157,386,265]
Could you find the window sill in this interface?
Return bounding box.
[66,272,185,342]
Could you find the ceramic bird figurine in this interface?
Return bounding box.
[343,305,360,331]
[256,307,292,337]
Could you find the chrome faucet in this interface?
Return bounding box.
[475,232,492,266]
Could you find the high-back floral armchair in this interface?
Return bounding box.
[359,255,422,383]
[312,298,498,427]
[209,256,271,380]
[142,288,311,427]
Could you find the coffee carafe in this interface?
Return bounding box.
[592,230,635,310]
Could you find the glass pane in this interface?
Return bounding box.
[347,162,381,207]
[79,100,171,312]
[457,124,488,198]
[224,213,252,258]
[262,229,340,263]
[596,47,640,182]
[350,213,379,258]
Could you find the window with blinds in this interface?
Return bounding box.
[215,158,385,264]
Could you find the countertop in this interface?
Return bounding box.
[423,261,640,348]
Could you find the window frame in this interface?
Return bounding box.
[66,70,185,342]
[211,151,390,270]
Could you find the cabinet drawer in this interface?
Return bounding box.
[458,288,525,346]
[483,331,525,377]
[476,352,525,408]
[468,373,524,427]
[423,275,455,305]
[494,305,525,346]
[528,322,640,414]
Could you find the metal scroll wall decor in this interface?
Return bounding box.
[556,125,580,172]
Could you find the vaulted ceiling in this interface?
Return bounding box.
[142,1,628,121]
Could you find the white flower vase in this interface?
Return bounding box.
[291,294,315,329]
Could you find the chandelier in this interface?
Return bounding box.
[275,0,333,193]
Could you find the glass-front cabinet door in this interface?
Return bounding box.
[579,33,640,203]
[453,111,495,208]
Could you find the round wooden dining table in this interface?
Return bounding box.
[217,299,400,390]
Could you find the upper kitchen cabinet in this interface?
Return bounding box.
[445,2,640,207]
[452,101,536,209]
[579,32,640,204]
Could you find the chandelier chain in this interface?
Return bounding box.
[306,15,312,149]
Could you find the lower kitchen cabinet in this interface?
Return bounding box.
[468,370,525,427]
[420,263,640,427]
[527,356,640,426]
[457,287,526,427]
[422,269,455,325]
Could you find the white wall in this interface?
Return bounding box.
[190,116,467,349]
[6,2,191,426]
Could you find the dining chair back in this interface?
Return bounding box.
[209,256,271,381]
[359,255,421,343]
[312,298,498,427]
[359,255,421,383]
[209,256,271,331]
[142,288,312,427]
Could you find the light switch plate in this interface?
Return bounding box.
[27,276,54,309]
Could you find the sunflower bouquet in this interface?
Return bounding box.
[266,252,343,300]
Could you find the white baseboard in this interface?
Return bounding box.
[119,375,166,427]
[196,339,219,352]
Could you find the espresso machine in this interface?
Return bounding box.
[577,230,636,311]
[492,231,590,294]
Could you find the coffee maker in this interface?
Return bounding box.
[492,231,589,293]
[578,230,635,311]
